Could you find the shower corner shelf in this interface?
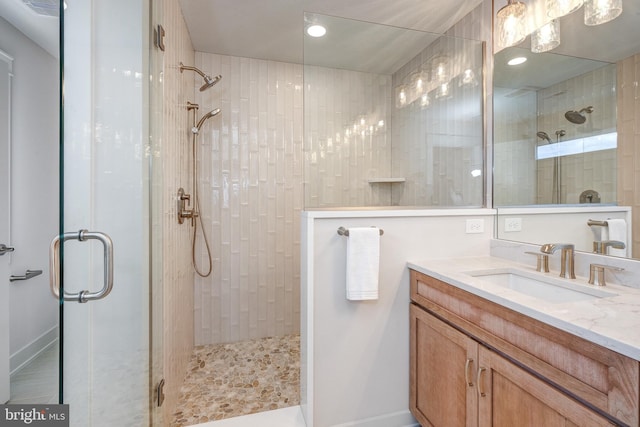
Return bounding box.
[367,177,406,184]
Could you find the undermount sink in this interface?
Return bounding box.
[464,268,617,303]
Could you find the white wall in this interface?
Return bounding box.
[0,16,59,373]
[301,209,495,427]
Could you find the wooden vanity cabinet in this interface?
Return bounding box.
[410,269,639,427]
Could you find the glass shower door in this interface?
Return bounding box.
[60,0,153,425]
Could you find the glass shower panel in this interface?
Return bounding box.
[303,14,484,208]
[62,0,152,425]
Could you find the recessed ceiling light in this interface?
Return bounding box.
[507,56,527,66]
[306,24,327,38]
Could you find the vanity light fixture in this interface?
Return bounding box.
[507,56,527,65]
[546,0,583,19]
[531,19,560,53]
[496,0,528,49]
[584,0,622,25]
[306,24,327,37]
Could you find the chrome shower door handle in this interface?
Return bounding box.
[0,243,15,256]
[49,229,114,303]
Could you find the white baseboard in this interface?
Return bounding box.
[331,410,419,427]
[10,326,58,375]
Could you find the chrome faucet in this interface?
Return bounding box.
[540,243,576,279]
[593,240,625,255]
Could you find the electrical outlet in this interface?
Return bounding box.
[504,217,522,232]
[466,219,484,234]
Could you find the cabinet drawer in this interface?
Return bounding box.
[410,269,640,426]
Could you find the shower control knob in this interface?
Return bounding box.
[177,188,196,225]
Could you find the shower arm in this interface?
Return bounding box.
[180,62,207,80]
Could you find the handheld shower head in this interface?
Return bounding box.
[179,62,222,92]
[536,131,552,143]
[564,106,594,124]
[192,108,221,134]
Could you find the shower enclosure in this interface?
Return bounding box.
[1,0,161,425]
[303,14,485,208]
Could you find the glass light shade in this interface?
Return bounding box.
[431,56,450,83]
[531,20,560,53]
[496,0,527,48]
[435,82,451,100]
[546,0,583,19]
[584,0,622,25]
[458,69,477,87]
[409,71,428,104]
[420,93,430,108]
[395,85,408,109]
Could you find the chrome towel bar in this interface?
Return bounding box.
[337,226,384,237]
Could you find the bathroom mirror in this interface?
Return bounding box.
[492,0,640,259]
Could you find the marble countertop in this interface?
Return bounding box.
[408,256,640,361]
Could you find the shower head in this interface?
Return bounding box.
[200,74,222,92]
[179,62,222,92]
[564,106,594,124]
[192,108,221,134]
[536,131,552,143]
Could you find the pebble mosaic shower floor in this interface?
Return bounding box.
[171,334,300,426]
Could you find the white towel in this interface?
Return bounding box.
[603,218,628,257]
[346,227,380,301]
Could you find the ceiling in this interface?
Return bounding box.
[178,0,483,73]
[0,0,58,57]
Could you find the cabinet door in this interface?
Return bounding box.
[410,304,478,427]
[477,346,615,427]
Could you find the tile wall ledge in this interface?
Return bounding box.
[303,207,496,219]
[496,205,629,215]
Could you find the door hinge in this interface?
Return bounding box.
[154,24,165,51]
[157,379,165,407]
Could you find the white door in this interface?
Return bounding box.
[0,49,12,405]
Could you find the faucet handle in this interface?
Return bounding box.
[540,243,574,254]
[524,251,550,273]
[593,240,625,254]
[588,263,624,286]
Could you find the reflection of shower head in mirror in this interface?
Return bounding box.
[536,131,552,143]
[180,62,223,92]
[191,108,221,134]
[565,106,594,124]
